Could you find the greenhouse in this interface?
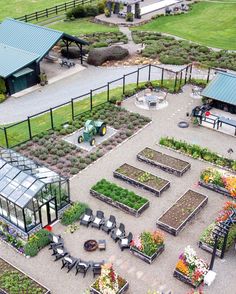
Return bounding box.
[0,148,70,238]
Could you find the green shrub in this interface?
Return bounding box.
[61,202,88,225]
[104,7,111,17]
[92,41,108,48]
[72,5,86,18]
[85,4,99,16]
[98,0,106,13]
[126,12,133,22]
[91,179,148,210]
[24,229,51,257]
[0,78,6,94]
[0,93,6,103]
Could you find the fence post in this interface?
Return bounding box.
[3,127,9,148]
[74,0,76,7]
[25,15,28,22]
[55,6,58,15]
[107,83,110,102]
[161,68,164,86]
[50,108,54,130]
[179,71,183,91]
[46,8,48,17]
[189,64,193,82]
[184,66,188,84]
[123,75,125,94]
[207,67,211,83]
[36,12,38,21]
[90,90,93,111]
[71,99,75,120]
[65,3,67,10]
[148,64,151,81]
[27,117,32,140]
[174,72,178,92]
[136,68,140,87]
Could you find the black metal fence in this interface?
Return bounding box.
[0,63,202,149]
[15,0,92,22]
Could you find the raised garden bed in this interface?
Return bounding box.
[156,190,208,236]
[137,147,190,176]
[173,269,203,288]
[199,180,232,198]
[198,240,222,257]
[90,179,149,217]
[0,257,50,294]
[130,245,164,264]
[114,163,170,196]
[90,281,129,294]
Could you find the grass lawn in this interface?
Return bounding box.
[0,79,179,148]
[0,0,67,21]
[135,2,236,50]
[47,18,118,35]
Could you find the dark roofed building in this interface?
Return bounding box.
[0,18,88,95]
[202,72,236,114]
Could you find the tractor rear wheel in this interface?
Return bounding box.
[78,136,84,144]
[99,124,107,136]
[90,138,95,146]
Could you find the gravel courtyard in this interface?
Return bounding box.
[0,85,235,294]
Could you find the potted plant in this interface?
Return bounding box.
[90,264,129,294]
[174,245,208,288]
[130,230,165,264]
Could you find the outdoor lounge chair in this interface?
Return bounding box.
[111,223,125,242]
[92,261,105,277]
[101,215,116,234]
[61,255,78,273]
[75,260,90,277]
[48,234,64,250]
[80,208,93,227]
[91,210,105,229]
[53,247,68,261]
[118,232,133,251]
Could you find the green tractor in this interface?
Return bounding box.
[78,120,107,146]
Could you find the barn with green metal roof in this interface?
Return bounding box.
[0,18,88,95]
[202,72,236,114]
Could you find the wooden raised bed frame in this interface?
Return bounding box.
[137,147,191,177]
[130,245,165,264]
[198,240,222,257]
[114,163,170,196]
[199,180,233,199]
[156,190,208,236]
[90,280,129,294]
[90,190,149,217]
[173,269,203,288]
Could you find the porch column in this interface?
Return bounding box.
[127,4,132,13]
[114,2,120,14]
[134,3,141,18]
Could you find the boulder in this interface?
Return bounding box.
[87,46,129,66]
[61,46,89,59]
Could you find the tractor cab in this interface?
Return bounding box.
[78,119,107,146]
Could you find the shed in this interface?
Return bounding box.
[0,18,88,95]
[202,72,236,114]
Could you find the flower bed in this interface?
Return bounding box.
[90,179,149,217]
[157,190,208,236]
[90,264,129,294]
[199,168,236,199]
[159,137,236,172]
[17,104,151,178]
[199,201,236,257]
[130,230,165,264]
[174,246,208,288]
[114,163,170,196]
[0,257,50,294]
[60,202,89,225]
[137,147,190,176]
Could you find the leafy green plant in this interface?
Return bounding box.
[126,12,133,22]
[61,202,88,225]
[92,179,148,210]
[24,229,51,257]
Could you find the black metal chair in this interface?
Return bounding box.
[91,210,105,229]
[118,232,133,251]
[92,261,105,278]
[75,260,90,277]
[48,234,64,250]
[80,208,93,227]
[101,215,116,234]
[53,247,68,261]
[111,223,125,242]
[61,255,78,273]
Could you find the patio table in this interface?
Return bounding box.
[145,95,158,107]
[217,116,236,136]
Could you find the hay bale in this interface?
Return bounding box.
[87,46,129,66]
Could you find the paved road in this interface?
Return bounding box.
[0,64,209,124]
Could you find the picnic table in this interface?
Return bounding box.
[217,116,236,136]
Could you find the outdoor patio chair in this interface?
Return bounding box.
[75,260,90,277]
[92,261,105,277]
[111,223,125,242]
[91,210,105,229]
[61,255,78,273]
[53,247,68,261]
[80,208,93,227]
[101,215,116,234]
[48,234,64,250]
[118,232,133,251]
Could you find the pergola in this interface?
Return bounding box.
[107,0,142,19]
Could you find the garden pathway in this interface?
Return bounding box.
[118,25,143,55]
